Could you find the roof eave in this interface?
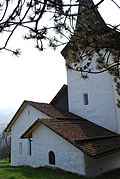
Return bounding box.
[4,100,28,132]
[21,119,47,139]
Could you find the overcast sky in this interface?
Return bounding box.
[0,41,67,124]
[0,0,120,127]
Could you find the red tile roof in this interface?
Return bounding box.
[28,101,73,118]
[50,85,68,105]
[21,118,120,158]
[50,85,68,112]
[5,86,120,159]
[5,100,78,132]
[77,136,120,158]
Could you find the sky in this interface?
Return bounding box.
[0,0,120,129]
[0,38,67,125]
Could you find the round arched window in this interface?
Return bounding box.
[49,151,55,165]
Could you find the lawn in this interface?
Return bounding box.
[0,166,84,179]
[0,161,120,179]
[0,159,11,168]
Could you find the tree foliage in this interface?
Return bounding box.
[0,0,120,86]
[0,132,11,161]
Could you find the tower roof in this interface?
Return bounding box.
[61,0,120,59]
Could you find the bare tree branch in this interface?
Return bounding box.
[111,0,120,8]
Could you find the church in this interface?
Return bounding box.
[5,0,120,177]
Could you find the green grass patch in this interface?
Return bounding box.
[0,167,85,179]
[0,159,11,168]
[0,165,120,179]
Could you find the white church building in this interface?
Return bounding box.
[5,0,120,177]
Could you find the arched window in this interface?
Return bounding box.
[49,151,55,165]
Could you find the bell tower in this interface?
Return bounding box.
[61,0,120,133]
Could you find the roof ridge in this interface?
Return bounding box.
[56,117,80,119]
[27,100,49,105]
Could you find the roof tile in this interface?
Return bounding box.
[21,117,120,158]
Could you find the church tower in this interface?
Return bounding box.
[61,0,120,133]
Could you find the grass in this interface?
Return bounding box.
[0,159,11,168]
[0,166,84,179]
[0,161,120,179]
[0,160,85,179]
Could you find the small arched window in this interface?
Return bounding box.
[49,151,55,165]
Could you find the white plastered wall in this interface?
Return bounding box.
[32,124,86,175]
[67,53,118,132]
[11,105,49,166]
[111,79,120,133]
